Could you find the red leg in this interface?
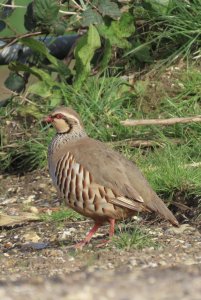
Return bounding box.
[95,219,116,248]
[74,223,102,249]
[109,219,115,237]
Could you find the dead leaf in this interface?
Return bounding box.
[0,212,40,227]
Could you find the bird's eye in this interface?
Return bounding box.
[55,113,63,119]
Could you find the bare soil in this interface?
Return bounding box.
[0,171,201,300]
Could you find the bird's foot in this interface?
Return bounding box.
[95,239,111,248]
[73,240,88,250]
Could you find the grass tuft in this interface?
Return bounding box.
[112,224,158,250]
[40,208,84,223]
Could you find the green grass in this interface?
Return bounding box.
[112,224,158,250]
[128,0,201,67]
[40,208,84,223]
[1,67,201,215]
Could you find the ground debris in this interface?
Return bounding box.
[0,212,40,227]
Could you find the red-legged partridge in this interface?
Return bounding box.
[45,106,179,247]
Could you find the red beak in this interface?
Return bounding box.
[43,116,53,123]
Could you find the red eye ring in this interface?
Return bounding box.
[55,113,63,119]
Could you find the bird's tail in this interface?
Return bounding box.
[152,194,179,227]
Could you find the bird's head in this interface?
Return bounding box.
[44,106,84,134]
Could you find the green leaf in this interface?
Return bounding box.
[132,41,153,63]
[0,2,14,19]
[9,61,53,82]
[49,89,64,107]
[51,19,67,35]
[143,0,173,15]
[33,0,59,25]
[0,20,6,31]
[28,81,52,98]
[81,7,103,26]
[18,105,43,119]
[99,39,112,70]
[20,38,59,67]
[20,38,70,77]
[24,2,37,31]
[4,73,25,93]
[98,0,121,20]
[74,24,101,89]
[98,13,135,49]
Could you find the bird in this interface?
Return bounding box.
[44,106,179,248]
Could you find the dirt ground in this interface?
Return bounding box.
[0,171,201,300]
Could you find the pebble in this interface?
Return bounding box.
[29,206,39,214]
[22,231,41,242]
[1,197,17,205]
[3,242,13,249]
[68,256,75,262]
[23,195,36,204]
[39,183,47,189]
[129,258,138,266]
[167,224,195,234]
[59,228,76,240]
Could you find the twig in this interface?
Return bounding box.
[121,115,201,126]
[59,10,78,15]
[108,138,182,148]
[0,4,25,8]
[1,31,42,49]
[184,162,201,168]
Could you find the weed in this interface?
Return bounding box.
[112,223,158,250]
[40,208,84,223]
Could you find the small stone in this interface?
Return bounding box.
[68,256,75,262]
[129,258,138,266]
[39,183,47,189]
[23,195,36,204]
[167,224,195,234]
[159,260,167,266]
[107,263,114,269]
[59,228,76,240]
[1,197,17,205]
[184,259,196,266]
[3,242,13,249]
[22,231,41,242]
[29,206,39,214]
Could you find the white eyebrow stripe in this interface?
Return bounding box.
[53,112,80,123]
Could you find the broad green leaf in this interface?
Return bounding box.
[24,2,37,31]
[74,24,101,89]
[33,0,59,25]
[20,38,70,77]
[18,105,43,119]
[99,39,112,70]
[20,38,59,68]
[30,67,55,84]
[4,73,25,93]
[98,13,135,49]
[0,20,6,31]
[98,0,121,19]
[49,89,64,107]
[51,19,67,35]
[0,2,14,19]
[28,81,52,98]
[81,7,103,26]
[8,62,55,85]
[131,41,153,63]
[143,0,173,15]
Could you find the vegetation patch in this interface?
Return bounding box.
[112,224,158,250]
[40,208,85,223]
